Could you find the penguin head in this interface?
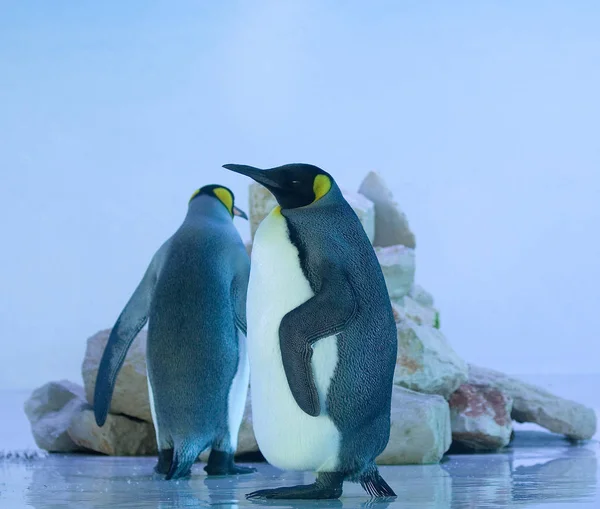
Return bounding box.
[189,185,248,220]
[222,163,333,210]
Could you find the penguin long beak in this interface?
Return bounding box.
[233,206,248,220]
[223,164,283,191]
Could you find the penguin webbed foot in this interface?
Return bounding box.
[246,472,344,500]
[154,448,174,475]
[204,449,256,477]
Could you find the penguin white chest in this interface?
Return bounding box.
[247,209,340,472]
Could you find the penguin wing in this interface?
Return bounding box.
[279,266,357,417]
[231,251,251,335]
[93,239,171,427]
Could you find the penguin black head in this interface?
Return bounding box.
[222,163,333,210]
[189,184,248,220]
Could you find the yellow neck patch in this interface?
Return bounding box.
[213,187,234,215]
[189,189,201,202]
[313,174,332,202]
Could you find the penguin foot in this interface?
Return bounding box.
[204,449,257,477]
[154,448,174,475]
[246,472,344,500]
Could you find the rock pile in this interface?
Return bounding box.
[24,171,597,464]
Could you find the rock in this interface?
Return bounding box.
[410,284,435,308]
[24,380,89,453]
[394,296,438,328]
[375,245,416,302]
[358,171,416,248]
[248,183,376,243]
[67,408,157,456]
[377,386,451,464]
[469,365,597,440]
[339,188,375,243]
[449,384,513,451]
[248,183,277,240]
[82,329,152,423]
[245,241,253,257]
[393,313,468,399]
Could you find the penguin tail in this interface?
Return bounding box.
[358,465,397,498]
[165,440,205,481]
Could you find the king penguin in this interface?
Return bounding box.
[93,185,256,480]
[222,163,398,500]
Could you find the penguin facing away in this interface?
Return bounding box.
[223,163,398,500]
[93,185,255,480]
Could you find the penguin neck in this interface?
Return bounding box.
[186,195,232,223]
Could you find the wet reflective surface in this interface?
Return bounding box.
[1,431,598,508]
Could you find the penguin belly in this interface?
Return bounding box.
[247,209,341,472]
[227,331,250,451]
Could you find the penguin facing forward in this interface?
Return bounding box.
[223,163,398,500]
[93,185,255,480]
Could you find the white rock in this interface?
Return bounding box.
[393,313,468,399]
[24,380,88,453]
[339,188,375,243]
[248,183,376,243]
[410,284,435,308]
[68,408,157,456]
[449,384,513,451]
[375,245,416,302]
[248,183,277,240]
[377,386,451,465]
[469,365,597,440]
[82,329,152,423]
[358,171,416,248]
[395,296,438,328]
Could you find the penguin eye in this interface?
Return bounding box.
[291,180,300,185]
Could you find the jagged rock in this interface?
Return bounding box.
[358,171,416,248]
[393,310,468,399]
[375,245,416,302]
[377,386,451,464]
[339,188,375,243]
[394,296,438,328]
[82,329,152,423]
[468,365,597,440]
[248,183,376,243]
[249,183,277,240]
[24,381,88,453]
[449,384,513,451]
[410,284,435,308]
[67,409,157,456]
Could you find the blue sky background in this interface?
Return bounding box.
[1,1,599,389]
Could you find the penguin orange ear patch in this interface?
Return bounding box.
[189,189,201,202]
[213,187,234,215]
[313,174,332,202]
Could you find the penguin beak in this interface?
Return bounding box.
[223,164,283,191]
[233,206,248,220]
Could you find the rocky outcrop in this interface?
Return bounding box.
[358,170,416,248]
[449,384,513,451]
[24,380,88,453]
[409,284,435,308]
[468,365,597,440]
[393,305,468,399]
[376,245,416,302]
[82,329,152,423]
[68,409,157,456]
[339,188,375,243]
[377,387,451,464]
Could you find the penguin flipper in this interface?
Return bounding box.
[93,240,170,427]
[279,268,357,417]
[231,253,250,335]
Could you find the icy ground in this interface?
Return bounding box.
[1,374,599,508]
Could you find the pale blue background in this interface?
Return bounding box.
[1,1,598,389]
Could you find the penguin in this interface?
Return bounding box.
[222,163,398,500]
[93,184,256,480]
